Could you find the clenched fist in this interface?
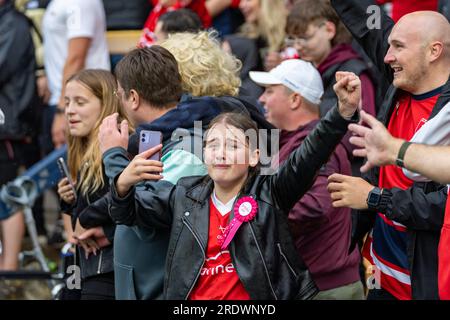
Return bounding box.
[333,71,361,119]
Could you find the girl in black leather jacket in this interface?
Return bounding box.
[109,72,360,300]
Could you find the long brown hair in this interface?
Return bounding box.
[66,69,131,196]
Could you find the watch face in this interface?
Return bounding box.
[368,191,381,206]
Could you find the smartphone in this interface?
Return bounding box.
[139,130,162,161]
[57,157,77,201]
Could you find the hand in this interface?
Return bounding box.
[73,220,100,259]
[333,71,361,118]
[77,227,111,250]
[264,51,282,71]
[99,113,129,155]
[57,178,76,205]
[78,227,111,248]
[116,145,164,197]
[327,174,375,210]
[348,111,404,173]
[52,110,67,148]
[66,236,78,254]
[37,75,51,105]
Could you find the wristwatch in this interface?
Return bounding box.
[366,187,383,210]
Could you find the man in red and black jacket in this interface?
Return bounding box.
[342,108,450,299]
[328,0,450,300]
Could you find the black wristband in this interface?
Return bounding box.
[395,141,412,168]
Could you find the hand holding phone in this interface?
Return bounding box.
[116,131,163,196]
[139,130,163,160]
[57,157,77,202]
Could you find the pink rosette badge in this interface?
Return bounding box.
[219,196,258,250]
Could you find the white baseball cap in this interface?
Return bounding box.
[249,59,324,105]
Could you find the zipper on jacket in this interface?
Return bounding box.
[277,243,298,279]
[249,223,278,299]
[297,276,319,300]
[182,217,206,300]
[97,250,103,274]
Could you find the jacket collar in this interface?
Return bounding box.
[430,76,450,119]
[182,178,214,252]
[382,76,450,124]
[183,176,258,207]
[185,177,214,205]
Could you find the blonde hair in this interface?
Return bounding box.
[160,31,242,97]
[239,0,287,52]
[66,69,131,196]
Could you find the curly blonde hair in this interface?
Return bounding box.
[160,31,242,97]
[239,0,287,52]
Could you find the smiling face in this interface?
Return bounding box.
[64,80,102,138]
[239,0,260,24]
[384,20,428,93]
[204,122,259,190]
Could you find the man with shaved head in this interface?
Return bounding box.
[329,1,450,300]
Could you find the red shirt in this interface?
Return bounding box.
[189,198,250,300]
[364,92,438,300]
[139,0,212,47]
[230,0,240,8]
[376,0,438,22]
[380,93,438,191]
[439,188,450,299]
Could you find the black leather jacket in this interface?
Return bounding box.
[108,106,357,300]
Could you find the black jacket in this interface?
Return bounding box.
[102,0,152,30]
[61,170,116,280]
[0,1,40,140]
[331,0,450,299]
[108,106,357,300]
[439,0,450,21]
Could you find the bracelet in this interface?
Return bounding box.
[395,141,412,168]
